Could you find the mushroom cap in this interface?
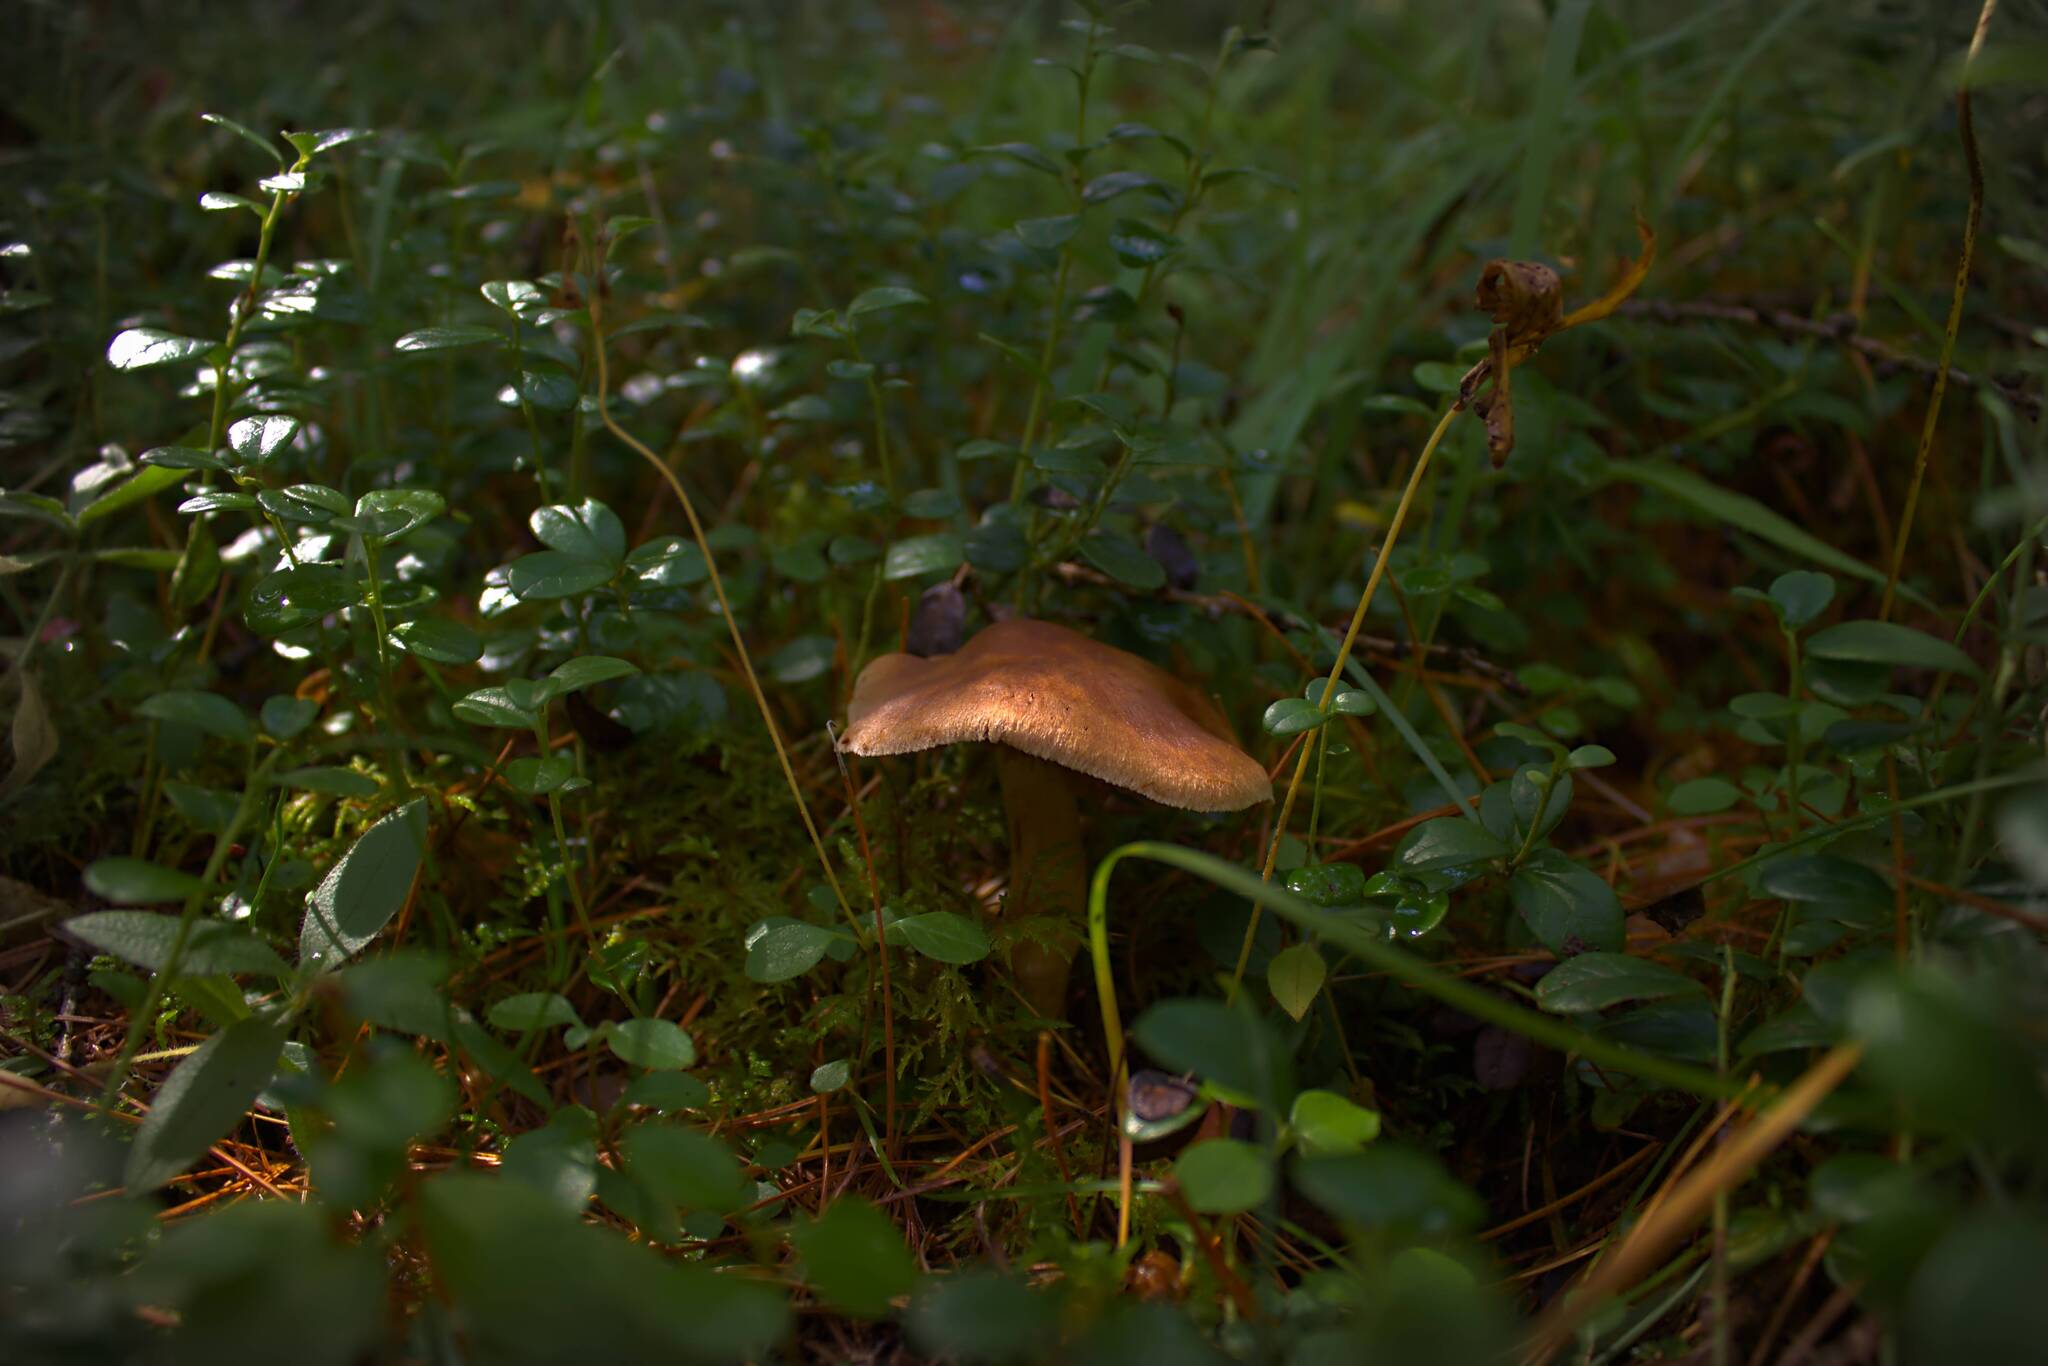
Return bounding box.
[839,618,1271,812]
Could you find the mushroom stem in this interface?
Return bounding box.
[994,745,1087,1018]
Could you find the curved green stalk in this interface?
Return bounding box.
[1092,840,1743,1124]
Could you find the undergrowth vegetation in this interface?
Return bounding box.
[4,1,2048,1361]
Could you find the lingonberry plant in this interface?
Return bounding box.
[4,2,2046,1362]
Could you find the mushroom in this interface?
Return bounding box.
[838,618,1270,1016]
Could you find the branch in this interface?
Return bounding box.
[1616,297,2036,419]
[1047,560,1525,692]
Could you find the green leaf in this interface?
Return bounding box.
[620,1123,749,1211]
[1292,1147,1484,1235]
[245,564,360,635]
[846,286,929,318]
[503,1108,600,1213]
[1768,570,1836,629]
[1738,1005,1838,1058]
[790,1196,920,1319]
[283,127,373,157]
[1081,170,1172,205]
[126,1016,287,1190]
[107,328,217,371]
[504,755,572,796]
[81,856,205,906]
[901,488,961,520]
[1016,214,1081,249]
[352,488,444,543]
[139,445,230,472]
[964,517,1027,574]
[335,951,454,1039]
[763,634,832,684]
[908,1275,1058,1364]
[1758,854,1889,909]
[547,655,640,696]
[966,142,1063,177]
[136,690,252,744]
[791,308,841,338]
[226,414,301,465]
[607,1019,698,1071]
[275,766,380,798]
[393,325,502,353]
[1263,697,1329,737]
[883,534,964,581]
[1849,968,2048,1147]
[1173,1138,1273,1214]
[1289,1089,1382,1155]
[177,490,258,514]
[1109,219,1178,267]
[199,191,265,216]
[163,781,240,833]
[507,551,614,600]
[885,911,991,964]
[1078,530,1167,590]
[532,500,626,566]
[488,992,584,1033]
[260,696,318,739]
[199,111,285,165]
[1904,1215,2048,1364]
[1508,850,1624,953]
[1667,777,1742,815]
[1267,942,1325,1021]
[390,618,483,665]
[622,1072,712,1113]
[744,918,836,983]
[63,911,288,977]
[1394,818,1510,871]
[298,800,428,971]
[1806,620,1981,678]
[1332,689,1377,716]
[452,686,542,730]
[1286,862,1368,907]
[811,1060,851,1093]
[627,536,709,588]
[1131,997,1292,1113]
[259,484,349,523]
[1568,744,1616,770]
[418,1172,787,1360]
[481,279,545,315]
[1535,952,1706,1013]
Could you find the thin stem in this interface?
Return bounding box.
[357,538,408,775]
[1008,253,1073,508]
[1878,0,1995,620]
[101,745,287,1106]
[588,291,855,924]
[1783,627,1804,831]
[1095,841,1744,1117]
[1228,402,1462,999]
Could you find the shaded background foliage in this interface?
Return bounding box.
[4,0,2048,1362]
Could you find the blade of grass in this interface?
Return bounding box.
[1509,0,1591,258]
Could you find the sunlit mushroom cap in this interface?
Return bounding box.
[840,618,1271,811]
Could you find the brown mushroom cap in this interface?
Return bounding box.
[840,618,1271,811]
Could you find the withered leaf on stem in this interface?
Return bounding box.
[1474,259,1564,354]
[1457,214,1658,467]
